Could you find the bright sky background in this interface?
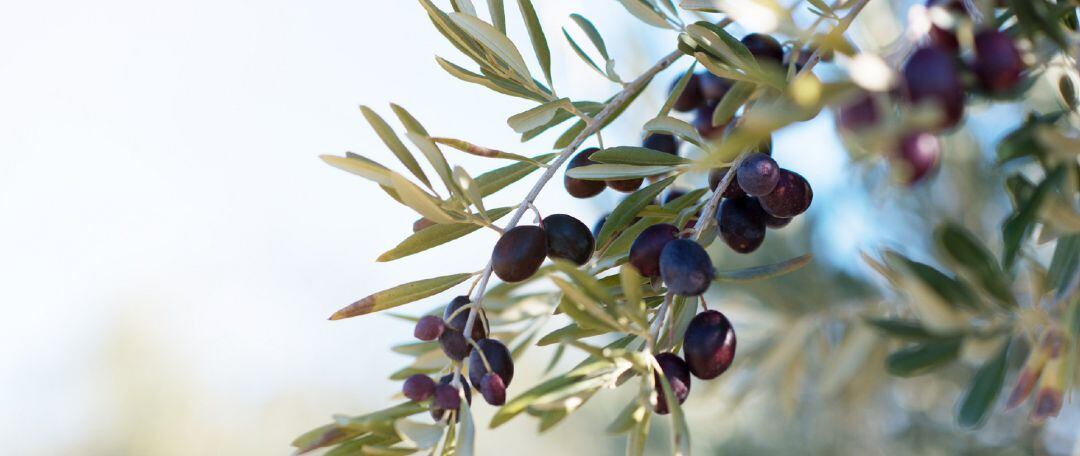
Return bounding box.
[0,1,889,454]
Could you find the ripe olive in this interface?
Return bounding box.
[709,167,748,200]
[443,296,486,340]
[468,338,515,388]
[897,132,940,184]
[659,239,715,296]
[492,225,548,282]
[741,33,784,65]
[433,384,462,411]
[414,315,445,341]
[736,153,780,196]
[762,206,792,229]
[430,373,472,421]
[903,46,965,129]
[671,73,703,112]
[758,169,813,218]
[683,310,737,380]
[700,72,733,101]
[653,352,692,415]
[629,223,680,277]
[925,0,968,53]
[717,196,767,254]
[972,30,1024,94]
[564,147,605,198]
[403,374,436,402]
[478,373,507,406]
[836,93,879,133]
[606,177,643,193]
[542,214,595,266]
[643,133,680,156]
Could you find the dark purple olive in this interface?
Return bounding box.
[762,207,792,229]
[653,352,692,415]
[440,296,487,360]
[414,315,445,341]
[736,153,780,196]
[683,310,737,379]
[758,169,813,218]
[836,93,879,133]
[671,73,704,112]
[903,46,965,129]
[403,374,437,402]
[430,373,472,421]
[717,196,767,254]
[629,224,680,277]
[434,384,462,411]
[897,132,940,184]
[925,0,968,53]
[542,214,595,266]
[478,373,507,406]
[972,30,1024,94]
[606,178,643,193]
[663,189,688,205]
[741,33,784,65]
[468,338,515,388]
[659,239,715,296]
[709,167,747,199]
[644,133,680,156]
[700,72,733,101]
[564,147,605,198]
[693,100,727,139]
[492,225,547,282]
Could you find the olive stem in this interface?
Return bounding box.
[458,48,690,363]
[466,338,495,373]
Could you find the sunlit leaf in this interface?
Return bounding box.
[378,207,511,262]
[508,98,574,133]
[591,146,691,166]
[474,153,557,196]
[329,273,473,320]
[958,338,1010,427]
[713,254,812,282]
[596,176,676,248]
[565,163,678,180]
[450,12,534,83]
[517,0,552,86]
[643,116,706,149]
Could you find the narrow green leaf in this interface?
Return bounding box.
[329,273,473,320]
[597,176,676,248]
[936,224,1016,307]
[517,0,552,87]
[405,133,458,197]
[615,0,674,29]
[487,0,506,33]
[591,146,690,166]
[435,56,539,100]
[566,163,678,180]
[686,22,756,71]
[714,254,813,283]
[712,79,753,127]
[491,360,614,427]
[570,14,610,60]
[521,101,604,142]
[452,0,477,15]
[885,337,962,377]
[453,166,486,215]
[659,62,697,117]
[1002,166,1066,269]
[457,401,476,456]
[643,116,706,149]
[554,74,655,148]
[627,408,651,456]
[552,276,622,330]
[474,153,557,196]
[449,12,534,83]
[865,318,955,341]
[1048,234,1080,300]
[883,251,981,310]
[607,401,645,435]
[321,154,394,187]
[508,98,574,133]
[958,338,1010,427]
[552,259,615,305]
[390,174,457,224]
[653,359,691,456]
[537,322,606,346]
[431,137,544,166]
[379,207,512,262]
[562,28,605,76]
[360,106,432,189]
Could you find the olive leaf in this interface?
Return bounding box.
[936,224,1016,308]
[517,0,552,87]
[431,137,546,166]
[436,56,540,100]
[537,322,606,346]
[643,116,706,149]
[452,165,487,215]
[659,62,698,116]
[360,106,433,190]
[390,173,458,224]
[712,79,754,126]
[885,337,963,377]
[321,154,395,187]
[474,152,557,196]
[614,0,675,29]
[713,253,813,283]
[552,277,623,331]
[596,176,677,248]
[329,273,473,320]
[957,338,1011,427]
[1002,166,1065,269]
[866,318,958,341]
[457,401,476,456]
[449,12,534,85]
[565,163,678,180]
[1047,234,1080,300]
[590,146,691,166]
[508,98,574,133]
[490,359,615,427]
[487,0,505,32]
[378,207,513,262]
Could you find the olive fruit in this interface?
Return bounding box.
[741,33,784,65]
[925,0,968,53]
[478,373,507,406]
[430,373,472,421]
[897,132,940,184]
[629,223,680,277]
[762,208,792,229]
[903,46,965,129]
[653,352,692,415]
[700,72,733,101]
[643,133,680,156]
[736,153,780,196]
[440,296,487,360]
[403,374,436,402]
[717,197,767,254]
[659,239,715,296]
[564,147,605,198]
[414,315,445,341]
[606,177,643,193]
[693,100,727,139]
[972,30,1024,94]
[434,384,462,411]
[468,338,515,388]
[541,214,594,266]
[836,93,879,133]
[683,310,737,379]
[708,167,747,200]
[492,225,548,282]
[663,189,687,205]
[758,169,813,218]
[671,73,703,112]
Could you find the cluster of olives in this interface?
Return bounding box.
[651,309,738,414]
[404,295,515,420]
[839,0,1026,184]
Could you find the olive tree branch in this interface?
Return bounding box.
[455,49,687,367]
